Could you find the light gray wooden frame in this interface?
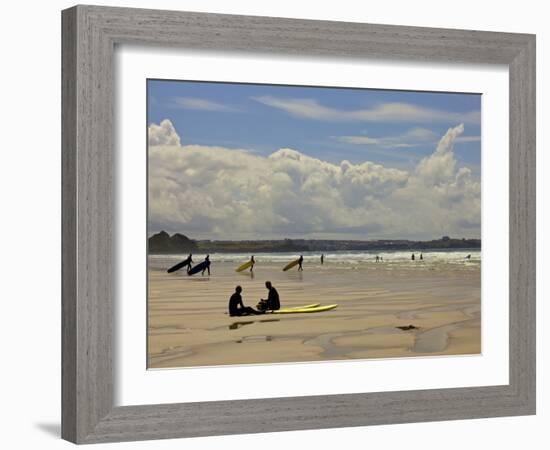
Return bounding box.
[62,4,536,444]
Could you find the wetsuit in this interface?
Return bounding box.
[267,287,280,310]
[228,292,261,316]
[202,258,211,275]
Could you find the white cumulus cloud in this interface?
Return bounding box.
[148,120,480,240]
[148,119,181,146]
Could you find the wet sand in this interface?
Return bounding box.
[148,261,481,368]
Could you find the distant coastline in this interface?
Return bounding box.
[148,231,481,254]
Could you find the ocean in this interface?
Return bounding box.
[148,249,481,273]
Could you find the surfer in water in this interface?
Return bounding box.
[411,253,415,261]
[202,255,211,276]
[228,286,262,316]
[321,254,324,265]
[420,253,423,260]
[257,281,280,312]
[298,255,304,271]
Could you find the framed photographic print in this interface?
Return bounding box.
[62,5,536,444]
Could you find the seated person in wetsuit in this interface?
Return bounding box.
[257,281,280,311]
[228,286,262,316]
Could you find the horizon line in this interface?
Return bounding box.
[148,231,481,242]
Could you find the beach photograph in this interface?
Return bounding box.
[147,80,482,369]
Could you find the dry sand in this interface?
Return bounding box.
[147,261,481,368]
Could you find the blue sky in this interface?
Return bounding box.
[147,80,481,240]
[147,79,481,173]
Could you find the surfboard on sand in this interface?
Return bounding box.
[286,303,320,310]
[223,304,321,316]
[167,256,192,273]
[188,260,209,276]
[270,304,338,314]
[283,258,300,271]
[235,260,253,272]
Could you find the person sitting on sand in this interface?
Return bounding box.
[228,286,262,316]
[202,255,211,276]
[257,281,280,312]
[298,255,304,271]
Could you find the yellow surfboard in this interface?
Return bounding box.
[284,303,320,310]
[282,258,300,271]
[271,304,338,314]
[235,260,253,272]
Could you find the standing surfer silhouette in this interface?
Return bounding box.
[202,255,211,276]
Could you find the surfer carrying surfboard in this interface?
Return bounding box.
[298,255,304,271]
[167,253,193,274]
[185,253,193,271]
[228,286,263,316]
[250,255,255,272]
